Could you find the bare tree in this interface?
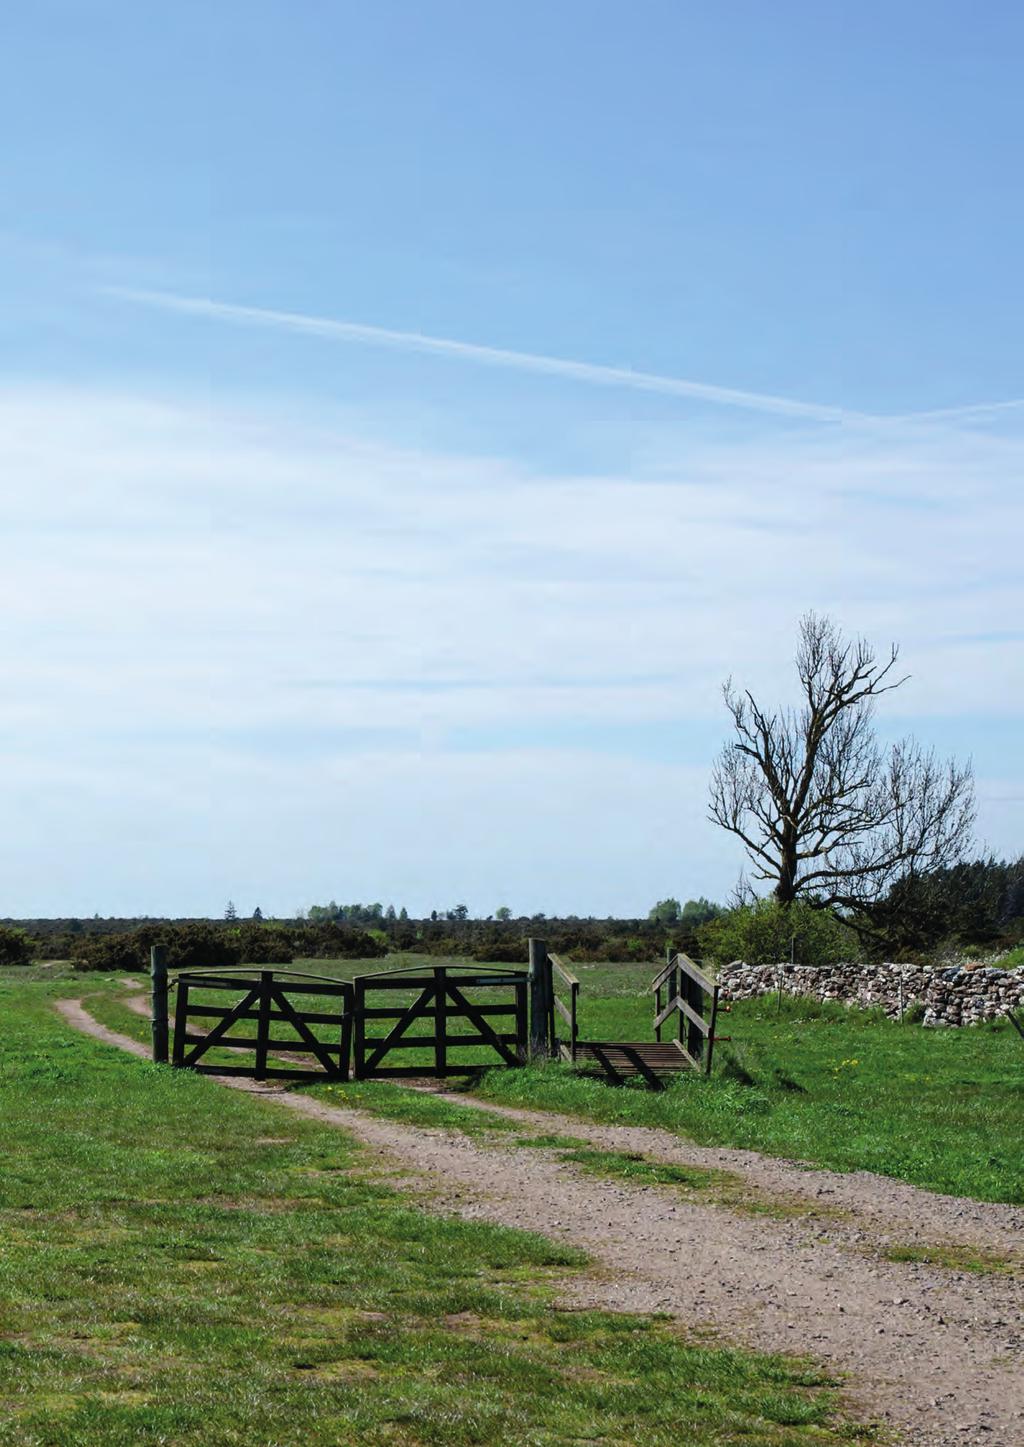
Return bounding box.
[709,614,975,912]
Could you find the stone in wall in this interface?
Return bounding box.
[716,960,1024,1028]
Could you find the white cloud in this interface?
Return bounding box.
[0,381,1020,912]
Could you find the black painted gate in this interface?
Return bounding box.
[353,964,528,1078]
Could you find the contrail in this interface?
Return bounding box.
[888,397,1024,423]
[103,285,860,424]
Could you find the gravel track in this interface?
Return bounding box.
[56,997,1024,1447]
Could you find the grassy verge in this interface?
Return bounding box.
[53,960,1024,1204]
[0,977,878,1445]
[471,991,1024,1206]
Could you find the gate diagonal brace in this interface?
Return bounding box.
[361,982,439,1075]
[180,986,261,1068]
[268,985,342,1074]
[443,981,522,1066]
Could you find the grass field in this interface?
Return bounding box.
[24,947,1024,1209]
[0,972,878,1446]
[245,953,1023,1207]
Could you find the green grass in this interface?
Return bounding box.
[470,973,1024,1206]
[0,976,878,1446]
[296,1081,828,1220]
[40,950,1024,1206]
[880,1243,1019,1276]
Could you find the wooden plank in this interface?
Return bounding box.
[179,1032,343,1056]
[353,977,366,1077]
[435,968,447,1074]
[175,975,350,997]
[360,1032,525,1051]
[254,972,273,1080]
[677,953,716,995]
[183,1003,348,1026]
[553,994,574,1027]
[705,985,721,1076]
[676,996,712,1036]
[353,973,524,990]
[650,959,676,992]
[653,995,680,1030]
[339,999,353,1082]
[353,1064,497,1078]
[189,1064,348,1081]
[172,978,189,1067]
[1006,1010,1024,1041]
[583,1043,664,1091]
[514,980,529,1063]
[356,1002,518,1020]
[549,954,579,987]
[150,945,169,1064]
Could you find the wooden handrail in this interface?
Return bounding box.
[548,953,579,1059]
[675,951,716,995]
[651,959,676,992]
[652,952,721,1075]
[549,953,579,987]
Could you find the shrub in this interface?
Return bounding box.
[296,922,387,960]
[71,933,149,972]
[72,923,244,972]
[697,898,861,969]
[235,924,296,965]
[0,926,32,966]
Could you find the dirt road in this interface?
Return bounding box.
[57,997,1024,1447]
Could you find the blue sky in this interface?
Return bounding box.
[1,2,1021,917]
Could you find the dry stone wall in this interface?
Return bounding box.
[717,960,1024,1027]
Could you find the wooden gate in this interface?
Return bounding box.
[353,964,528,1079]
[171,968,353,1081]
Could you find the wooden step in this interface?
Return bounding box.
[560,1040,694,1087]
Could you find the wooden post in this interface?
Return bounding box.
[254,971,272,1080]
[150,945,169,1064]
[682,964,704,1066]
[172,978,188,1067]
[514,978,529,1062]
[353,977,366,1079]
[435,966,447,1075]
[528,938,552,1060]
[339,983,353,1082]
[705,985,720,1076]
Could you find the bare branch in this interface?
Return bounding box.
[707,612,975,913]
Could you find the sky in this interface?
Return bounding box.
[1,1,1022,918]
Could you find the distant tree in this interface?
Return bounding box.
[648,898,681,924]
[679,897,722,928]
[0,926,31,966]
[430,909,438,922]
[225,900,238,922]
[447,904,469,922]
[252,905,263,922]
[385,904,397,922]
[709,613,975,914]
[398,906,409,921]
[495,906,512,922]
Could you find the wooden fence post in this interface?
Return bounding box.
[150,945,168,1064]
[528,938,552,1060]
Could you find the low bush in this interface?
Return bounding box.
[697,897,861,969]
[0,926,32,966]
[296,922,387,960]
